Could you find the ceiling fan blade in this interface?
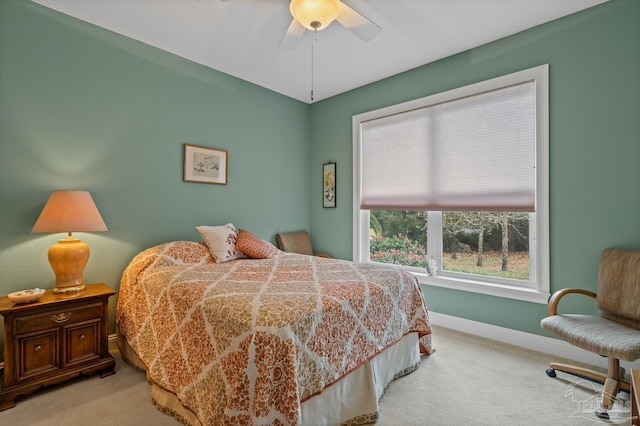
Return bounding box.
[336,2,381,42]
[279,19,306,49]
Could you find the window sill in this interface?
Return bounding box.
[413,271,549,304]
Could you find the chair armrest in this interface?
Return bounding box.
[547,288,597,316]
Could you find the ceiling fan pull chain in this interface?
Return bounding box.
[310,29,316,102]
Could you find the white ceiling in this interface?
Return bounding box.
[31,0,608,103]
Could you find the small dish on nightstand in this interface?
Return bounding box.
[8,288,46,304]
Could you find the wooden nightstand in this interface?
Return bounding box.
[0,283,116,411]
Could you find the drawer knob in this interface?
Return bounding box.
[35,345,42,352]
[79,334,86,340]
[51,312,72,323]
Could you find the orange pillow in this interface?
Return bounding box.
[236,229,279,259]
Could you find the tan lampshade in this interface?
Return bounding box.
[32,190,108,234]
[32,191,107,293]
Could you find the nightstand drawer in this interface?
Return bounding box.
[16,329,60,382]
[14,302,103,334]
[64,320,100,366]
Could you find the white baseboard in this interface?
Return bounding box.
[108,333,118,352]
[429,311,640,374]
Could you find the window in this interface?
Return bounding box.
[353,65,549,303]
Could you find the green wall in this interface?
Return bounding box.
[0,0,311,340]
[310,0,640,335]
[1,0,639,352]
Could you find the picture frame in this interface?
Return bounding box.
[323,161,336,208]
[184,144,228,185]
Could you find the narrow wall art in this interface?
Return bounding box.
[323,161,336,208]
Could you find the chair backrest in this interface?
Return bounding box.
[276,231,314,256]
[597,248,640,329]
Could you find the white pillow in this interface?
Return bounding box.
[196,223,248,263]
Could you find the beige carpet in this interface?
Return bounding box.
[0,326,632,425]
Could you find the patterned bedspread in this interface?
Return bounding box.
[116,241,433,425]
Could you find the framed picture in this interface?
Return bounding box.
[184,144,228,185]
[323,162,336,208]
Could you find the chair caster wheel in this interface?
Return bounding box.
[545,368,556,378]
[595,407,609,419]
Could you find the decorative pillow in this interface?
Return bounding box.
[196,223,248,263]
[236,229,279,259]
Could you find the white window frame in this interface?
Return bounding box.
[352,65,549,304]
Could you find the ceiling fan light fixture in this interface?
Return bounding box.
[290,0,340,31]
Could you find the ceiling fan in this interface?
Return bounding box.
[222,0,381,48]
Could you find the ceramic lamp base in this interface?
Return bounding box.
[48,236,89,293]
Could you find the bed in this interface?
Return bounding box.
[116,231,433,425]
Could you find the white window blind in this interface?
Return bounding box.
[360,81,536,212]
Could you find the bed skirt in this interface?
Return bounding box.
[118,331,421,426]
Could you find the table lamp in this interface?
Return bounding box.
[32,190,108,293]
